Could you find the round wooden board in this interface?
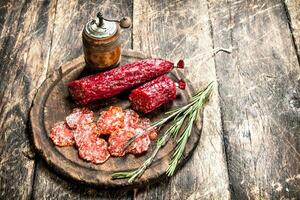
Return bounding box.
[30,50,202,188]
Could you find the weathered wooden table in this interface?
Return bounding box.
[0,0,299,199]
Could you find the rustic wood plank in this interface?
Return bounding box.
[208,0,300,198]
[33,0,134,199]
[33,161,133,200]
[132,0,231,199]
[0,0,57,199]
[284,0,300,60]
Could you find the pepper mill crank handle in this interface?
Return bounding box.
[95,12,131,29]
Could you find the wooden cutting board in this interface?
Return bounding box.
[30,49,202,188]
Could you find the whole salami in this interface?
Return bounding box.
[68,59,184,104]
[129,75,186,113]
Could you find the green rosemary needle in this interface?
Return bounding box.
[112,82,214,182]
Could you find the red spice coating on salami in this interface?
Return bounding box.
[97,106,125,135]
[49,122,74,146]
[129,75,177,113]
[66,107,94,129]
[78,138,110,164]
[73,123,99,147]
[68,59,176,104]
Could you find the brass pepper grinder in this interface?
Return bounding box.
[82,12,131,71]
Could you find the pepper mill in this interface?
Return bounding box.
[82,12,131,71]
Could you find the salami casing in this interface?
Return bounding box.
[129,75,185,113]
[68,59,184,104]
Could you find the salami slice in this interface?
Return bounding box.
[126,118,157,155]
[49,122,74,146]
[138,118,157,141]
[97,106,125,135]
[66,107,94,129]
[127,127,151,155]
[124,109,139,129]
[73,123,98,147]
[108,129,134,157]
[78,138,110,164]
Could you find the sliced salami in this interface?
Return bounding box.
[127,127,151,155]
[73,123,98,147]
[124,109,140,129]
[97,106,125,135]
[66,107,94,129]
[138,118,157,141]
[49,122,74,147]
[108,129,134,157]
[78,138,110,164]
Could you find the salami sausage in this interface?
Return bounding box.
[78,138,110,164]
[127,127,151,155]
[68,59,184,104]
[138,118,157,141]
[129,75,186,113]
[126,118,157,154]
[73,123,99,147]
[123,109,140,129]
[66,107,94,129]
[49,122,74,146]
[108,129,134,157]
[108,116,157,156]
[97,106,125,135]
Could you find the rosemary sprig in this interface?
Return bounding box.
[112,82,214,182]
[166,82,213,176]
[166,111,197,176]
[112,123,176,183]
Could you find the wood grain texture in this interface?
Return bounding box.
[1,0,299,199]
[284,0,300,59]
[33,161,133,200]
[208,0,300,199]
[0,0,56,199]
[132,0,231,199]
[32,0,135,199]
